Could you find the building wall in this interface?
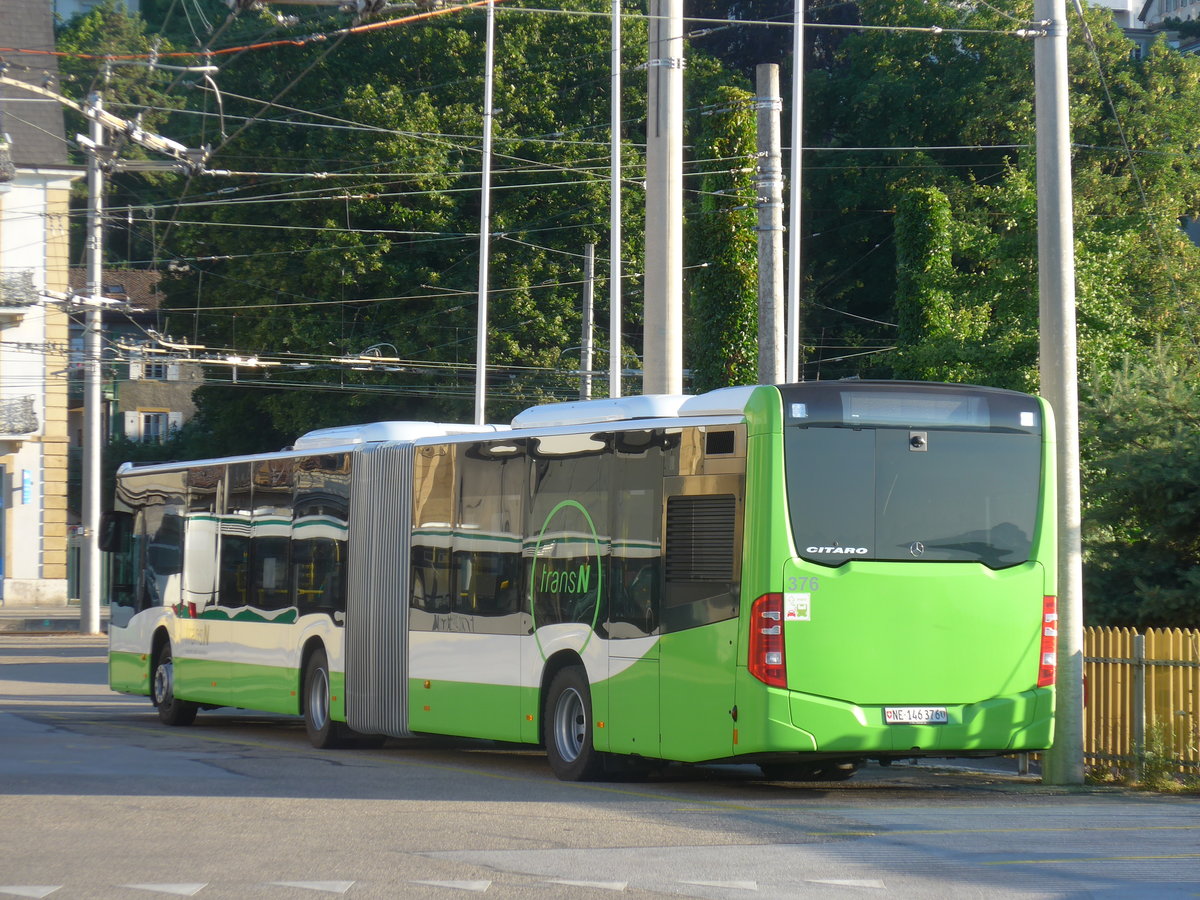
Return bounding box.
[0,172,76,605]
[116,360,201,444]
[43,185,71,585]
[1140,0,1200,25]
[1090,0,1139,29]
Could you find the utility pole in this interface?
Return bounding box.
[473,0,497,425]
[643,0,684,396]
[581,243,595,401]
[609,0,623,399]
[1033,0,1084,785]
[81,92,105,636]
[786,0,805,383]
[756,64,784,386]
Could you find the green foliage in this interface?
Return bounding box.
[687,85,758,392]
[806,0,1200,384]
[1162,17,1200,40]
[143,0,653,433]
[56,0,186,265]
[1139,720,1184,792]
[1081,343,1200,627]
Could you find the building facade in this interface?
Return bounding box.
[67,269,201,454]
[1138,0,1200,26]
[0,0,81,605]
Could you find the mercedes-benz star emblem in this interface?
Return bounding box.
[909,541,926,558]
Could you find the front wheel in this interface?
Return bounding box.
[304,648,348,749]
[151,643,198,727]
[544,666,604,781]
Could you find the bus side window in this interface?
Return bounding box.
[453,441,525,626]
[127,470,187,613]
[526,435,609,631]
[183,466,222,615]
[292,454,350,616]
[606,430,663,639]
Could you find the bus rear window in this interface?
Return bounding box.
[784,426,1041,569]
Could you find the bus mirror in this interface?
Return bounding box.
[98,510,132,553]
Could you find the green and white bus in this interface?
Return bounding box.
[105,380,1057,781]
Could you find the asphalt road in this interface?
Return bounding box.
[1,634,1197,899]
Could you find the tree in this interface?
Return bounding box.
[140,0,652,434]
[56,0,186,268]
[805,0,1200,382]
[1081,343,1200,627]
[686,85,758,392]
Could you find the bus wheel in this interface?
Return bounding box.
[544,666,604,781]
[151,643,198,727]
[303,648,347,749]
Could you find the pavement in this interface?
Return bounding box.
[0,602,108,633]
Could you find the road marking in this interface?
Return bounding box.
[986,853,1200,866]
[122,885,207,896]
[808,879,886,889]
[271,882,355,894]
[410,881,491,892]
[681,881,758,891]
[547,881,627,892]
[0,888,61,899]
[807,824,1200,837]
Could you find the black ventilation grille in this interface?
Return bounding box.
[665,494,736,582]
[706,430,736,455]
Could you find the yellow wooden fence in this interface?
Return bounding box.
[1084,627,1200,774]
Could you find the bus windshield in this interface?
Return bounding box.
[781,384,1043,569]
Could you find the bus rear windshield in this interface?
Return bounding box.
[784,425,1042,569]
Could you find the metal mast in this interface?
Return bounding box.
[474,0,497,424]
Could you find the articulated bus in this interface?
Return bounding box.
[105,381,1057,781]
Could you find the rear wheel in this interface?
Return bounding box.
[544,666,604,781]
[304,648,348,749]
[151,643,198,727]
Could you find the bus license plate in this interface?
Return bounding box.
[884,706,948,724]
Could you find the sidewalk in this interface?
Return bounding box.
[0,603,109,633]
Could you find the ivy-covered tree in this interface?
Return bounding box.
[686,85,758,392]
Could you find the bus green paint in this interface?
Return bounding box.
[109,650,149,695]
[408,679,531,743]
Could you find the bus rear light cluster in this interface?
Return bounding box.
[1038,595,1057,688]
[749,593,787,688]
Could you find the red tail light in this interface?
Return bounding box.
[749,593,787,688]
[1037,595,1057,688]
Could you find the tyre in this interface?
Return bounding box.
[303,648,348,749]
[151,643,198,727]
[544,666,604,781]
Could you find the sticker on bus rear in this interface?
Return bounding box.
[784,593,811,622]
